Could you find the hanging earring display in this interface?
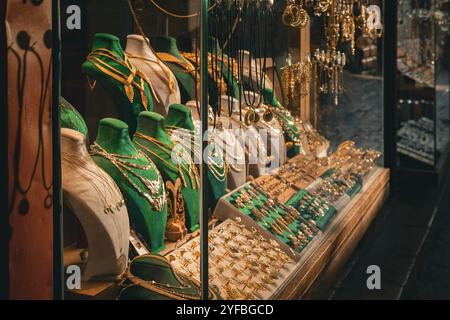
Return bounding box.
[281,53,312,107]
[303,1,383,107]
[312,48,346,106]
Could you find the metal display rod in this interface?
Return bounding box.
[200,0,209,300]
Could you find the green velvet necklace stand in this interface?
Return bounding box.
[91,118,167,252]
[166,104,227,211]
[82,33,154,134]
[151,36,222,112]
[118,254,209,300]
[133,111,200,233]
[151,36,197,105]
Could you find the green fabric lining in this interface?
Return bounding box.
[285,190,337,231]
[60,97,89,138]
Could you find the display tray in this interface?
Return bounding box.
[164,219,298,300]
[274,167,389,299]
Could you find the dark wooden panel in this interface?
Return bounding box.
[6,0,54,300]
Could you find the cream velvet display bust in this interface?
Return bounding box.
[126,34,181,116]
[61,128,129,280]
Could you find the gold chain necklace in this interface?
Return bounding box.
[166,126,227,182]
[62,153,126,214]
[86,48,157,110]
[89,142,165,212]
[125,51,177,100]
[134,132,200,190]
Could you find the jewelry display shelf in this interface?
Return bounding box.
[212,167,389,299]
[164,219,298,300]
[273,167,390,299]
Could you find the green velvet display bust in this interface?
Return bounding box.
[60,97,89,138]
[166,104,227,210]
[152,36,223,113]
[90,118,167,252]
[118,254,219,300]
[151,36,196,104]
[133,111,200,233]
[82,33,154,134]
[262,87,302,157]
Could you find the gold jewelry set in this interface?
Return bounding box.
[277,157,319,187]
[125,51,178,101]
[282,0,309,28]
[296,192,332,221]
[167,218,293,300]
[280,1,383,107]
[133,132,201,190]
[166,125,227,183]
[310,140,381,202]
[312,48,346,106]
[255,175,292,199]
[89,142,166,212]
[86,48,156,110]
[232,185,317,252]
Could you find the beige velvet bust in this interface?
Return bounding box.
[126,34,181,116]
[61,128,129,280]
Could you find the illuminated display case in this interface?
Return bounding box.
[1,0,391,300]
[394,0,450,186]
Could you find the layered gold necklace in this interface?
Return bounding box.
[62,152,126,214]
[89,142,166,212]
[166,125,227,183]
[86,48,157,110]
[134,132,200,190]
[125,51,178,103]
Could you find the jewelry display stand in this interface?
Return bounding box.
[37,0,395,301]
[213,167,389,299]
[62,129,129,280]
[165,219,298,300]
[125,35,181,116]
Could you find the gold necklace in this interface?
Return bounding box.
[166,126,226,182]
[86,48,157,110]
[125,51,177,99]
[134,132,200,190]
[62,153,126,214]
[89,142,166,212]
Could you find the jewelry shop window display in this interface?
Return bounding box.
[55,0,390,300]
